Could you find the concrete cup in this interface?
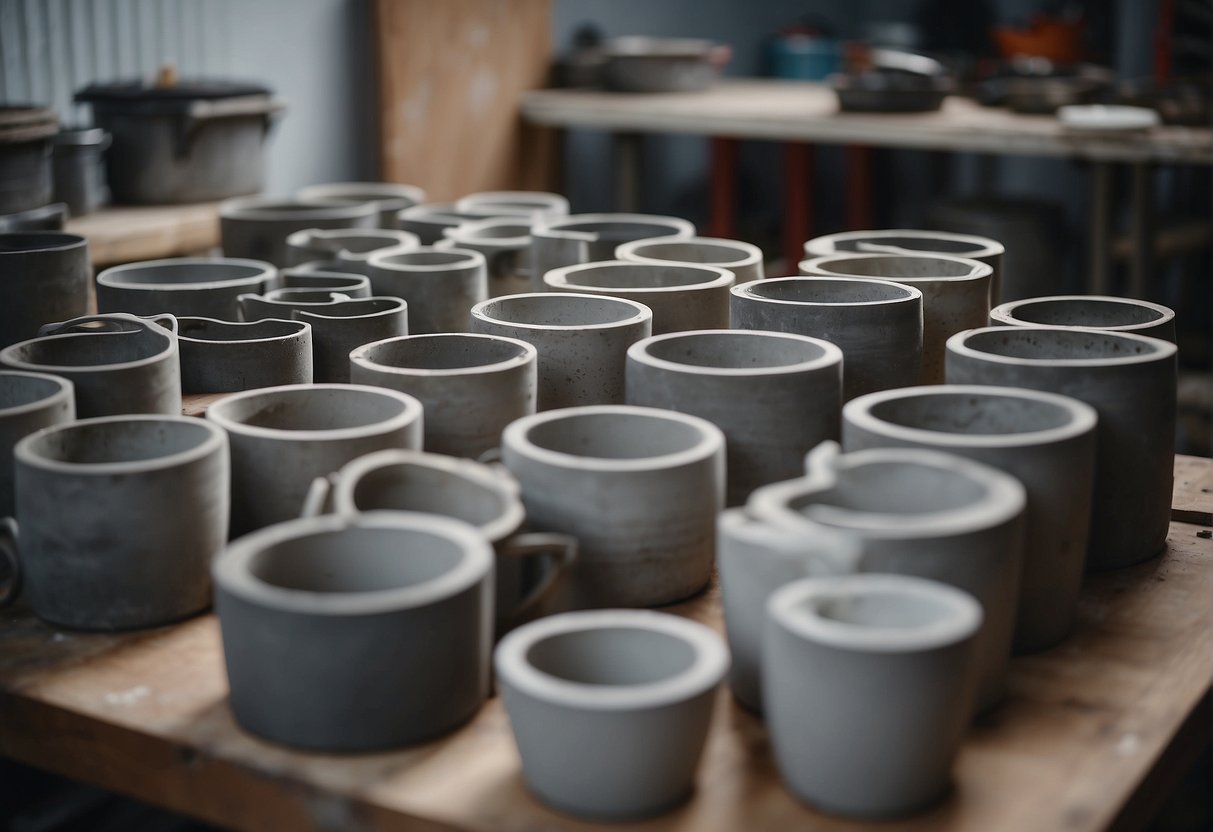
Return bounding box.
[284,227,419,272]
[0,371,74,516]
[626,329,842,505]
[437,217,535,298]
[730,276,923,400]
[293,297,409,383]
[96,257,276,320]
[495,609,729,820]
[214,510,493,750]
[297,181,427,227]
[366,246,488,334]
[764,574,982,819]
[946,326,1177,570]
[455,190,570,219]
[843,385,1098,652]
[502,405,724,607]
[1,415,228,629]
[219,196,378,266]
[470,292,652,410]
[177,317,313,393]
[531,213,695,290]
[544,260,733,335]
[989,294,1176,343]
[0,232,90,349]
[616,235,764,283]
[351,333,536,458]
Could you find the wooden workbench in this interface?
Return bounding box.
[0,450,1210,832]
[66,202,221,268]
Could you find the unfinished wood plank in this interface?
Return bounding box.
[66,201,221,267]
[1171,453,1213,526]
[0,459,1210,832]
[374,0,557,200]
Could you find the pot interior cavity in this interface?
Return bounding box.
[751,278,910,304]
[553,220,682,243]
[248,526,463,593]
[0,374,64,409]
[834,235,983,255]
[219,388,407,431]
[806,588,956,630]
[107,263,264,285]
[525,626,697,686]
[1005,298,1164,328]
[631,240,749,264]
[963,328,1165,361]
[25,419,211,465]
[480,294,639,326]
[11,330,165,367]
[790,461,986,519]
[352,464,507,529]
[866,392,1075,435]
[562,263,718,289]
[643,332,827,369]
[179,319,300,341]
[816,255,976,278]
[363,336,525,370]
[525,411,705,460]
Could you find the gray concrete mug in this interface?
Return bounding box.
[0,371,75,516]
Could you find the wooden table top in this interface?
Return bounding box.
[1,450,1209,832]
[66,201,222,268]
[520,79,1213,165]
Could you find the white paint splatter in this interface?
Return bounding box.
[104,685,151,706]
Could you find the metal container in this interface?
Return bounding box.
[76,79,285,205]
[52,127,110,217]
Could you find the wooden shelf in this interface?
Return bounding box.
[66,202,222,268]
[0,451,1209,832]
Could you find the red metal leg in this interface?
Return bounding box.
[846,145,874,230]
[783,142,813,272]
[709,137,738,238]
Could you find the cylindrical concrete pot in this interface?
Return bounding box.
[293,297,409,383]
[366,247,488,334]
[717,508,861,712]
[0,313,181,417]
[544,260,733,335]
[350,333,536,458]
[989,295,1177,343]
[437,217,535,298]
[279,267,372,297]
[0,371,74,516]
[502,405,724,607]
[219,196,378,266]
[800,253,991,384]
[177,317,313,393]
[730,276,923,400]
[395,202,494,244]
[6,415,228,630]
[764,574,982,819]
[626,329,843,505]
[470,293,652,410]
[804,228,1005,304]
[237,288,353,322]
[495,609,729,820]
[749,442,1025,710]
[455,190,570,219]
[96,257,276,320]
[206,383,423,537]
[214,510,493,750]
[284,227,418,271]
[531,213,695,290]
[616,235,764,283]
[297,181,427,227]
[946,326,1177,570]
[843,385,1098,652]
[0,232,90,349]
[316,449,577,635]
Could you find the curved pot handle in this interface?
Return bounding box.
[0,517,21,610]
[496,532,578,631]
[176,96,288,158]
[300,474,340,519]
[37,313,143,338]
[145,313,178,336]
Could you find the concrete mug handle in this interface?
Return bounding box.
[496,533,579,632]
[300,474,341,519]
[0,517,21,609]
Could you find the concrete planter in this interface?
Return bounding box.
[219,196,378,267]
[989,294,1176,342]
[0,370,74,515]
[0,232,90,349]
[455,190,570,219]
[297,181,427,227]
[284,227,418,272]
[627,329,842,505]
[366,247,488,334]
[946,326,1177,570]
[293,297,409,383]
[616,235,764,283]
[437,217,535,298]
[531,213,695,290]
[96,257,276,320]
[730,276,923,400]
[177,317,313,393]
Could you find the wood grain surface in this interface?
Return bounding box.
[66,202,222,268]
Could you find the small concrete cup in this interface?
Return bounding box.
[531,213,695,290]
[366,246,488,334]
[616,235,764,282]
[0,371,75,516]
[96,257,276,320]
[989,294,1176,343]
[177,317,314,393]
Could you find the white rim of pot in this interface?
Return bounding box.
[0,232,88,253]
[616,235,763,271]
[207,383,422,443]
[280,269,371,293]
[297,181,427,210]
[543,259,734,295]
[332,449,525,543]
[947,325,1179,369]
[97,257,276,293]
[214,510,493,616]
[286,228,419,259]
[470,292,653,332]
[628,329,843,378]
[219,195,378,222]
[989,295,1176,333]
[803,228,1005,260]
[367,246,486,273]
[351,332,536,378]
[731,275,923,307]
[397,203,497,225]
[717,507,864,570]
[749,442,1025,539]
[441,217,533,249]
[0,370,73,418]
[176,316,311,344]
[0,314,176,375]
[844,384,1098,450]
[532,213,695,243]
[15,414,226,476]
[262,287,353,304]
[495,609,729,710]
[800,252,993,284]
[293,296,408,321]
[455,190,570,216]
[768,574,983,653]
[503,404,723,474]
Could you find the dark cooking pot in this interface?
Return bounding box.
[76,79,285,205]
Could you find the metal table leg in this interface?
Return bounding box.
[709,137,739,238]
[612,132,643,213]
[1089,161,1114,295]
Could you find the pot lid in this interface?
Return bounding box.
[76,78,272,103]
[0,105,59,144]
